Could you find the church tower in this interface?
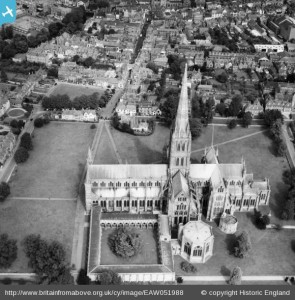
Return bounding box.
[169,64,192,177]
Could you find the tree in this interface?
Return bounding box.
[23,234,68,284]
[255,211,270,230]
[83,57,95,68]
[228,95,243,117]
[264,109,284,127]
[20,133,33,151]
[98,270,122,285]
[216,72,228,83]
[215,103,226,116]
[277,139,287,157]
[1,70,8,82]
[14,147,29,164]
[0,234,17,269]
[0,182,10,202]
[242,112,252,128]
[228,266,242,285]
[228,119,237,129]
[47,67,58,78]
[270,119,282,139]
[2,44,16,59]
[13,35,28,53]
[27,36,39,48]
[234,231,251,258]
[34,118,44,128]
[180,261,197,273]
[159,94,179,125]
[77,269,90,285]
[108,228,143,259]
[189,118,202,138]
[48,22,64,38]
[146,62,159,74]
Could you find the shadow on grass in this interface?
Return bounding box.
[220,265,231,277]
[291,240,295,253]
[270,182,289,219]
[225,234,236,255]
[133,138,163,164]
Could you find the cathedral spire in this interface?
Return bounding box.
[169,64,192,177]
[175,64,190,135]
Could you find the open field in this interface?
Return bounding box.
[0,199,76,273]
[50,83,104,100]
[100,228,160,265]
[9,122,95,198]
[175,213,295,277]
[110,124,170,164]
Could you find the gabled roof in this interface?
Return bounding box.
[172,170,189,198]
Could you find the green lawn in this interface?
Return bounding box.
[0,199,76,273]
[175,213,295,277]
[100,228,160,265]
[110,124,170,164]
[50,83,104,100]
[93,127,118,164]
[9,122,95,198]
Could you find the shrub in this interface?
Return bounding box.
[90,124,96,129]
[180,261,197,273]
[14,147,29,164]
[234,231,251,258]
[228,119,237,129]
[76,269,90,285]
[20,133,33,151]
[34,118,44,128]
[255,211,270,230]
[108,228,143,259]
[228,267,242,285]
[177,277,183,284]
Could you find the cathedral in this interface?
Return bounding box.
[85,65,270,281]
[85,64,270,223]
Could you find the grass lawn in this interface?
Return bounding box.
[0,199,76,273]
[9,122,95,198]
[191,125,263,162]
[191,126,292,224]
[110,123,170,164]
[100,228,160,265]
[93,127,118,164]
[50,83,104,100]
[175,213,295,277]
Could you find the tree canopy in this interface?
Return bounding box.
[23,234,71,284]
[228,266,242,285]
[98,270,122,285]
[189,118,202,138]
[0,182,10,202]
[14,147,29,164]
[234,231,251,258]
[108,228,143,259]
[20,133,33,151]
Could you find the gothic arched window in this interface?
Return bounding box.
[139,181,145,187]
[116,182,121,187]
[100,182,106,187]
[182,143,185,151]
[184,242,191,255]
[193,246,202,257]
[176,158,179,166]
[132,181,137,187]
